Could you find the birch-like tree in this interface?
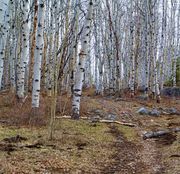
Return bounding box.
[72,0,93,119]
[0,0,10,89]
[17,0,30,99]
[32,0,45,108]
[0,0,179,116]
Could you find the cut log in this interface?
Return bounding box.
[143,127,180,140]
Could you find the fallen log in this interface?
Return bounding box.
[143,127,180,140]
[99,120,135,127]
[56,115,88,120]
[55,116,136,127]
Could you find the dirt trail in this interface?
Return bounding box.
[101,120,164,174]
[139,136,164,174]
[87,96,179,174]
[102,124,148,174]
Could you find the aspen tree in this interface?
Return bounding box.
[159,0,167,90]
[0,0,180,109]
[130,0,135,97]
[171,0,177,87]
[176,4,180,82]
[17,0,30,99]
[144,0,150,97]
[28,0,38,92]
[8,0,16,91]
[69,0,79,95]
[72,0,93,119]
[32,0,45,108]
[0,0,10,89]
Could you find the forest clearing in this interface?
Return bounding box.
[0,90,179,174]
[0,0,180,173]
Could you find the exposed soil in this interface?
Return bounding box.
[102,124,148,174]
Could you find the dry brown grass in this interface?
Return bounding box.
[0,87,99,127]
[0,90,50,126]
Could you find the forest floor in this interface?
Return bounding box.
[0,89,179,174]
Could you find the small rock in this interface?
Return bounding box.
[161,87,180,97]
[149,108,160,116]
[136,95,148,101]
[137,107,149,115]
[138,85,147,92]
[90,116,100,123]
[105,113,117,121]
[115,98,124,102]
[105,95,114,99]
[91,109,101,114]
[88,109,104,118]
[166,108,177,115]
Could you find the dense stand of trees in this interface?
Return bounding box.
[0,0,179,119]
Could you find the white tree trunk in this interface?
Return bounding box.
[72,0,93,119]
[32,0,45,108]
[130,1,135,97]
[0,0,9,89]
[17,0,30,98]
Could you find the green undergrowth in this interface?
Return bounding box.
[55,119,114,143]
[116,125,139,142]
[0,119,140,173]
[0,119,138,145]
[0,126,46,142]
